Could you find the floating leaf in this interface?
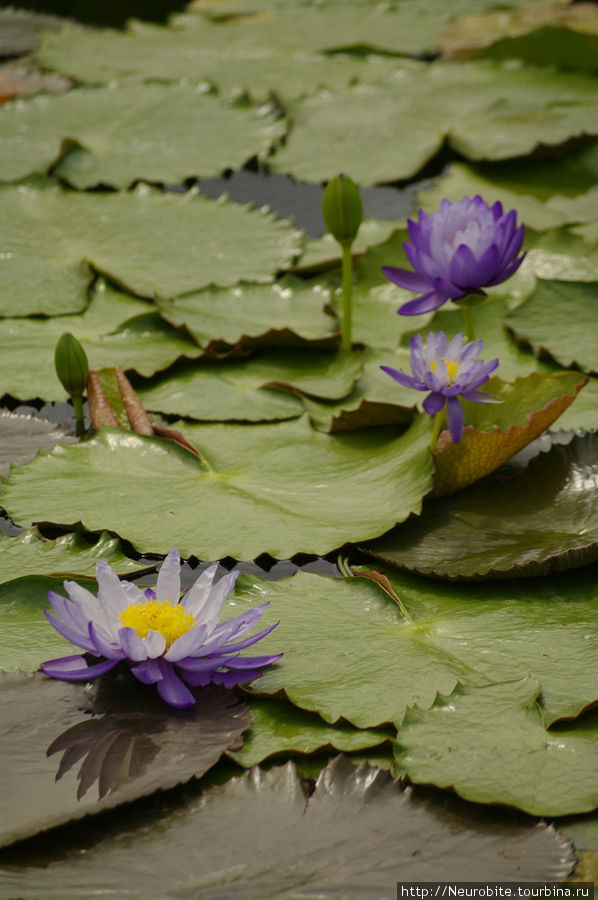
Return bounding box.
[228,697,392,768]
[0,672,251,847]
[0,181,302,317]
[0,8,66,57]
[233,566,598,727]
[395,677,598,817]
[432,370,587,496]
[506,279,598,375]
[0,62,71,102]
[136,349,362,422]
[0,756,574,896]
[0,412,75,477]
[0,84,286,187]
[155,275,335,352]
[365,433,598,579]
[0,528,145,585]
[294,218,400,275]
[1,415,434,560]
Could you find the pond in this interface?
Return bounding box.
[1,0,598,896]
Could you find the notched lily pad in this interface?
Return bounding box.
[506,279,598,375]
[365,433,598,580]
[395,676,598,817]
[0,671,251,848]
[432,370,587,496]
[0,755,575,897]
[0,411,75,477]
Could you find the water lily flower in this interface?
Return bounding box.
[381,331,499,444]
[382,196,525,316]
[41,549,282,708]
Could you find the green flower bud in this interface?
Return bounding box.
[54,332,89,398]
[321,173,363,246]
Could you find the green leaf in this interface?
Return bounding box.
[432,370,587,496]
[0,411,75,476]
[365,433,598,579]
[293,218,400,275]
[0,755,574,897]
[524,226,598,282]
[155,275,335,352]
[136,349,362,422]
[228,697,392,768]
[233,565,598,727]
[395,677,598,817]
[0,672,251,847]
[0,180,302,316]
[506,279,598,374]
[0,279,202,402]
[0,83,286,187]
[270,60,598,184]
[553,375,598,432]
[0,8,66,57]
[1,415,435,560]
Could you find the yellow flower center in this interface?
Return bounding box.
[119,600,195,649]
[429,358,460,382]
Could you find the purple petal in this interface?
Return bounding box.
[398,291,447,316]
[130,658,163,684]
[164,622,209,663]
[486,252,525,286]
[211,668,268,688]
[155,660,196,708]
[446,396,465,443]
[44,608,96,653]
[461,388,501,404]
[88,621,126,660]
[472,243,500,285]
[379,366,423,391]
[218,621,281,654]
[41,655,119,682]
[117,626,148,662]
[381,266,431,293]
[449,243,477,287]
[221,653,284,669]
[423,392,445,416]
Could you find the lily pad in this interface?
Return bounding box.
[1,414,434,560]
[432,370,587,496]
[506,279,598,375]
[0,412,75,476]
[0,280,202,402]
[233,566,598,727]
[0,180,302,317]
[365,433,598,579]
[0,756,574,897]
[0,672,251,847]
[270,60,598,184]
[155,275,336,352]
[0,8,67,57]
[136,349,362,422]
[394,676,598,817]
[0,528,145,585]
[228,697,393,768]
[0,83,286,188]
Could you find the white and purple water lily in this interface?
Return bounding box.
[41,549,282,708]
[383,195,525,316]
[381,331,499,444]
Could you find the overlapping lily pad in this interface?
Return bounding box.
[1,415,434,560]
[0,280,202,402]
[0,83,286,187]
[0,181,302,316]
[365,433,598,579]
[506,279,598,374]
[155,275,336,351]
[0,756,574,897]
[233,567,598,727]
[270,60,598,184]
[395,677,598,816]
[0,672,251,847]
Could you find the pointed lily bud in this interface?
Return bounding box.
[322,173,363,246]
[54,332,89,398]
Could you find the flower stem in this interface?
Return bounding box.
[340,242,353,352]
[429,410,445,455]
[72,395,85,438]
[462,303,476,342]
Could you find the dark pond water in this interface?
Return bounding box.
[0,0,189,28]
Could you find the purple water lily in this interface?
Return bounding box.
[383,195,525,316]
[41,549,282,709]
[381,331,499,444]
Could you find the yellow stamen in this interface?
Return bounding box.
[444,359,460,381]
[119,600,194,649]
[429,360,438,373]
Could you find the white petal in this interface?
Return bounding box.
[145,630,167,659]
[155,548,181,606]
[180,563,218,617]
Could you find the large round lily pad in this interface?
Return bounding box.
[0,756,574,897]
[0,180,302,316]
[1,415,434,560]
[365,433,598,579]
[0,83,286,188]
